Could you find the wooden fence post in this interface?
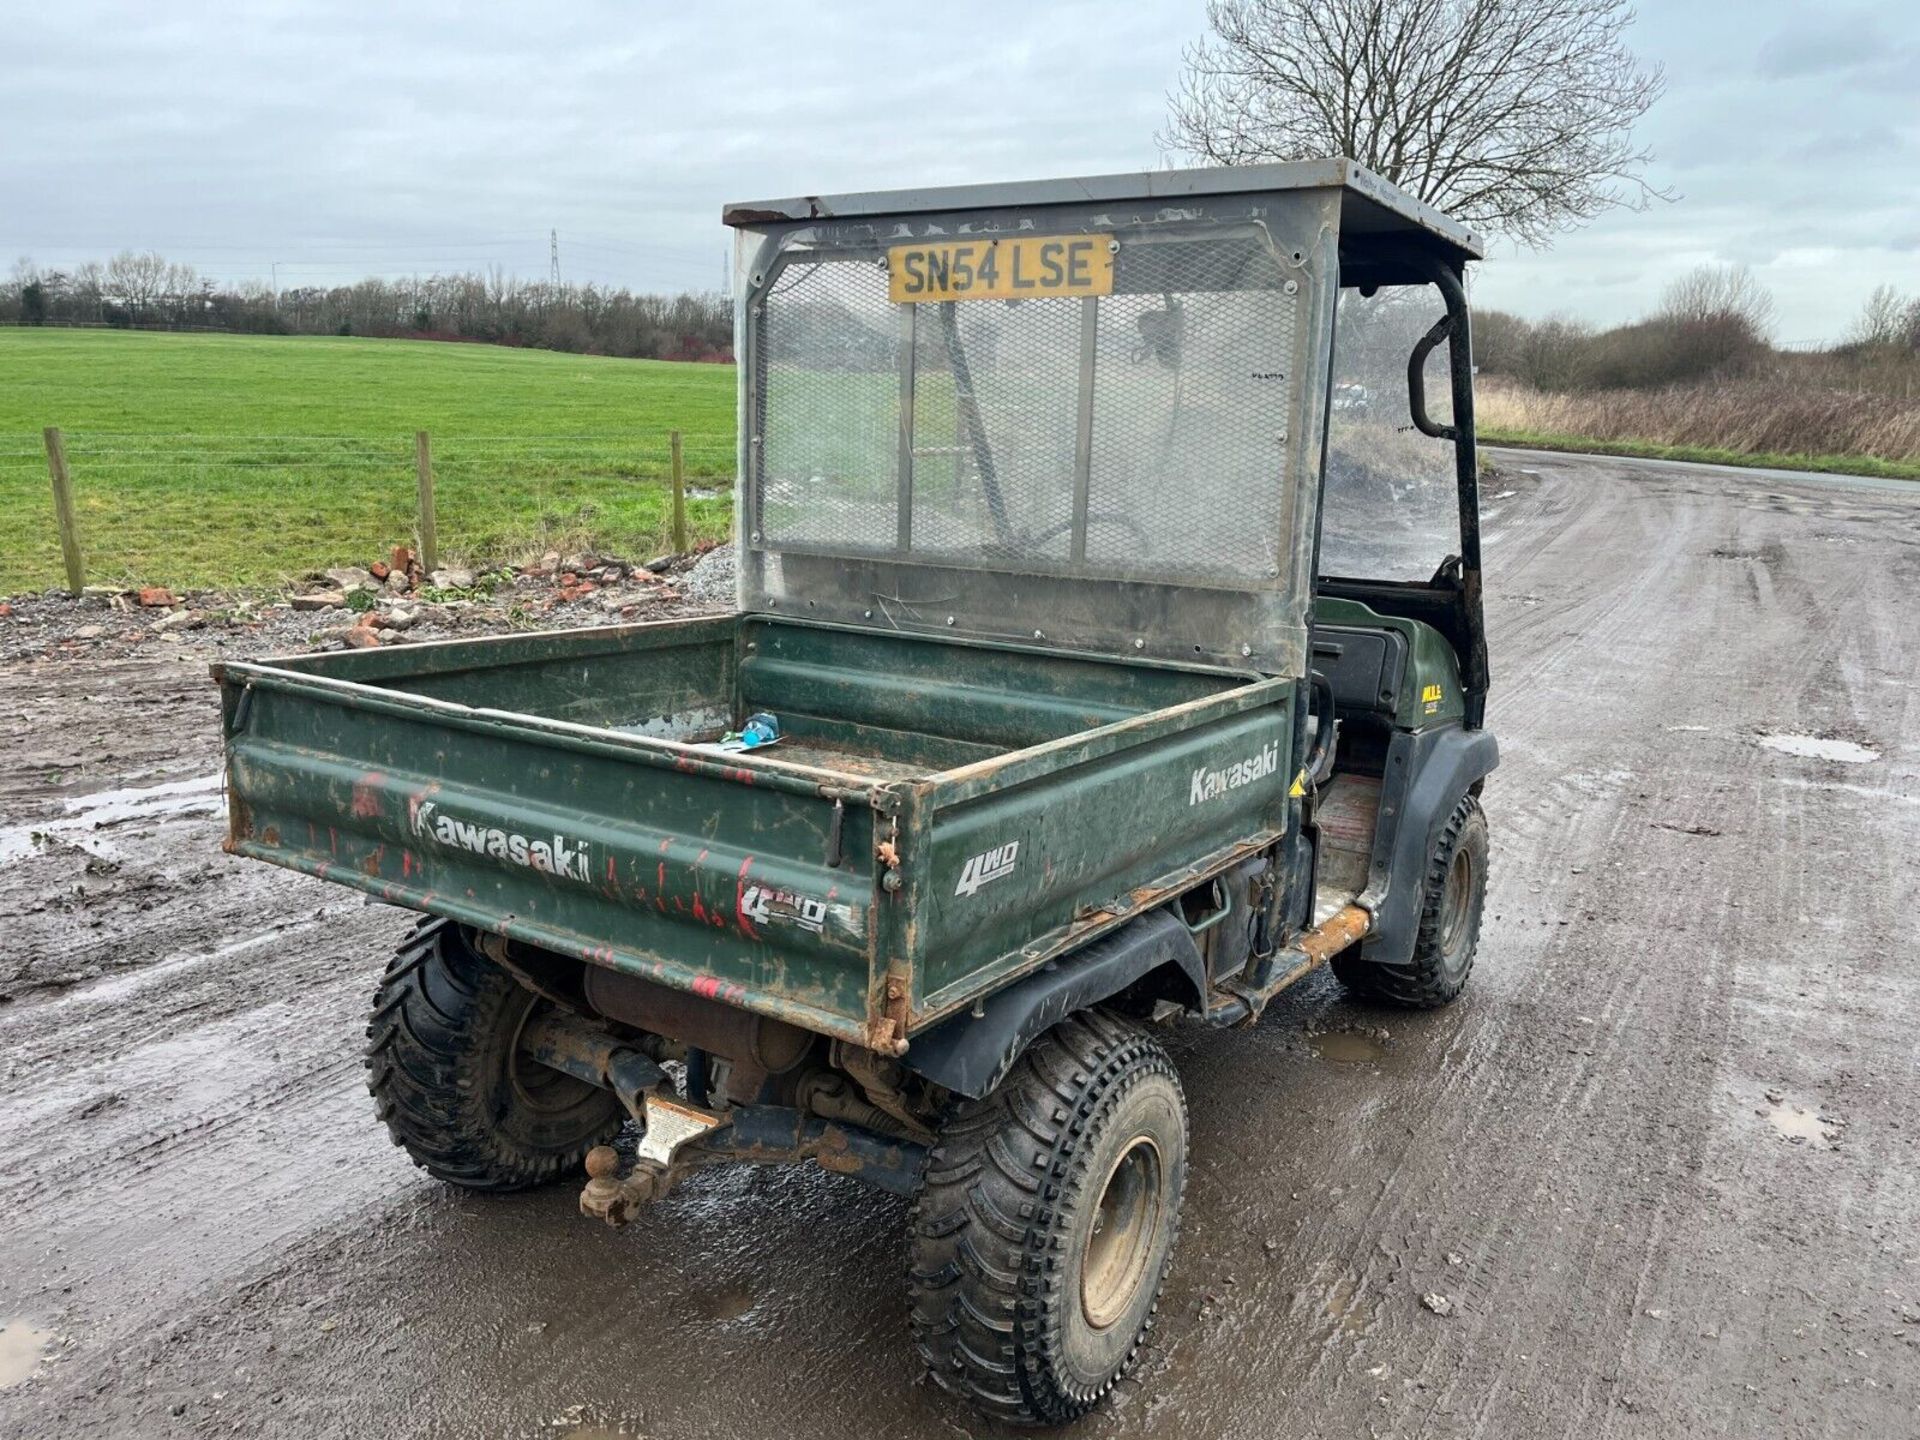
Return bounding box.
[415,430,438,574]
[669,429,688,553]
[43,427,85,595]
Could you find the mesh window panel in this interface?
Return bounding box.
[753,229,1297,588]
[1086,236,1294,582]
[909,298,1082,565]
[755,256,899,552]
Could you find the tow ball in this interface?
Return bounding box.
[579,1092,729,1224]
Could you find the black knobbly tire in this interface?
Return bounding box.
[908,1010,1188,1425]
[1334,794,1489,1008]
[365,917,623,1191]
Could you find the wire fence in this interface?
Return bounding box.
[0,429,737,594]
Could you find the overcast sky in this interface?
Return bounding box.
[6,1,1916,342]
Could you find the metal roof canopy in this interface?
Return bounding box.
[723,156,1483,288]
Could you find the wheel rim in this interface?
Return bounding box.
[1081,1137,1165,1331]
[1438,846,1474,954]
[508,1000,602,1116]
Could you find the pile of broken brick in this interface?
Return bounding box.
[286,544,695,649]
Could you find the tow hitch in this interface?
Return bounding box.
[519,1011,929,1222]
[577,1095,929,1223]
[580,1092,730,1222]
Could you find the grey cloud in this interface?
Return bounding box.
[1754,12,1888,78]
[5,1,1918,340]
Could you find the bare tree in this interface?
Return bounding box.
[1164,0,1668,244]
[1847,284,1911,348]
[1659,264,1775,338]
[104,250,171,320]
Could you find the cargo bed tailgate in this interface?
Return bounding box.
[217,662,883,1045]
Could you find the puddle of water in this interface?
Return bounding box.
[694,1285,757,1323]
[1766,1105,1834,1144]
[0,1321,54,1388]
[0,773,223,862]
[1757,734,1879,764]
[1321,1272,1370,1337]
[1313,1031,1388,1065]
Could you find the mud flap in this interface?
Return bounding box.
[1358,725,1498,968]
[900,909,1207,1101]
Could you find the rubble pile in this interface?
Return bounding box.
[0,541,731,664]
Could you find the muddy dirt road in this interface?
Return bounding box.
[2,453,1917,1438]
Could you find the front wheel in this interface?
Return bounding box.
[364,918,624,1190]
[908,1011,1188,1425]
[1334,793,1489,1008]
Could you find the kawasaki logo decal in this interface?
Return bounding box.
[1189,740,1281,806]
[955,841,1020,898]
[411,800,591,881]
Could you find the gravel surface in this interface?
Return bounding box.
[678,541,738,606]
[1,456,1917,1438]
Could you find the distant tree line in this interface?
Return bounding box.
[1475,264,1920,397]
[1,252,732,361]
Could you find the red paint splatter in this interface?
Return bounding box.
[350,772,385,819]
[735,855,759,940]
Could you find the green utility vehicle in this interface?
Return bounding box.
[216,159,1494,1424]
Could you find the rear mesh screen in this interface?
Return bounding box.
[752,230,1298,588]
[737,194,1327,673]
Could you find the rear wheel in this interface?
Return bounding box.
[908,1011,1187,1425]
[1335,794,1488,1008]
[365,917,623,1190]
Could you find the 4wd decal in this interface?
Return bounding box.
[954,841,1020,898]
[1189,740,1281,806]
[740,884,827,934]
[410,800,591,881]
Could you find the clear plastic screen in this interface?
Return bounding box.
[749,229,1299,588]
[1318,286,1462,582]
[732,190,1335,674]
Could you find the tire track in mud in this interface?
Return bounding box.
[0,878,414,1316]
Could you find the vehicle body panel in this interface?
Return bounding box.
[216,616,1293,1052]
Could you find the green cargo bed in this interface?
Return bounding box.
[216,615,1296,1052]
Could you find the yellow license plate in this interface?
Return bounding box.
[888,235,1113,303]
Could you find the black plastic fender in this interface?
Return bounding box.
[1358,724,1499,968]
[900,908,1205,1100]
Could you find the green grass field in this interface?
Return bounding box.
[11,328,1910,598]
[0,329,739,593]
[1477,426,1920,481]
